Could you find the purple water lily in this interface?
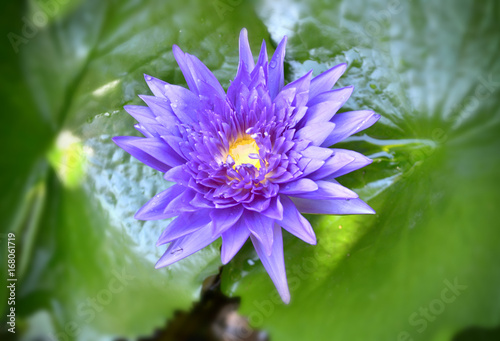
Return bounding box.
[113,28,379,303]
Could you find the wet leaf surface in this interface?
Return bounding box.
[1,0,499,340]
[221,1,500,340]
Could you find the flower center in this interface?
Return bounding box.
[227,136,261,169]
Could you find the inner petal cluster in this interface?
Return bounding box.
[227,136,261,169]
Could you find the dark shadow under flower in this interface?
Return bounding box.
[113,28,380,304]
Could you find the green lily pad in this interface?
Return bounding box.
[1,0,270,339]
[2,0,499,340]
[221,0,500,340]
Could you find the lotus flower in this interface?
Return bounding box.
[113,28,379,303]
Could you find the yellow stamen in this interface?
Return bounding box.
[227,136,261,169]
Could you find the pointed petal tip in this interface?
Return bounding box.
[351,199,375,215]
[363,110,379,121]
[295,229,317,245]
[134,201,158,222]
[276,282,291,304]
[336,62,348,78]
[155,233,169,246]
[332,63,348,75]
[273,34,288,55]
[172,44,185,59]
[275,36,288,55]
[306,232,317,245]
[111,136,133,148]
[154,260,166,269]
[220,253,232,265]
[137,94,148,102]
[301,69,313,81]
[123,104,138,112]
[133,210,144,221]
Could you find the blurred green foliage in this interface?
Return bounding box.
[1,0,499,340]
